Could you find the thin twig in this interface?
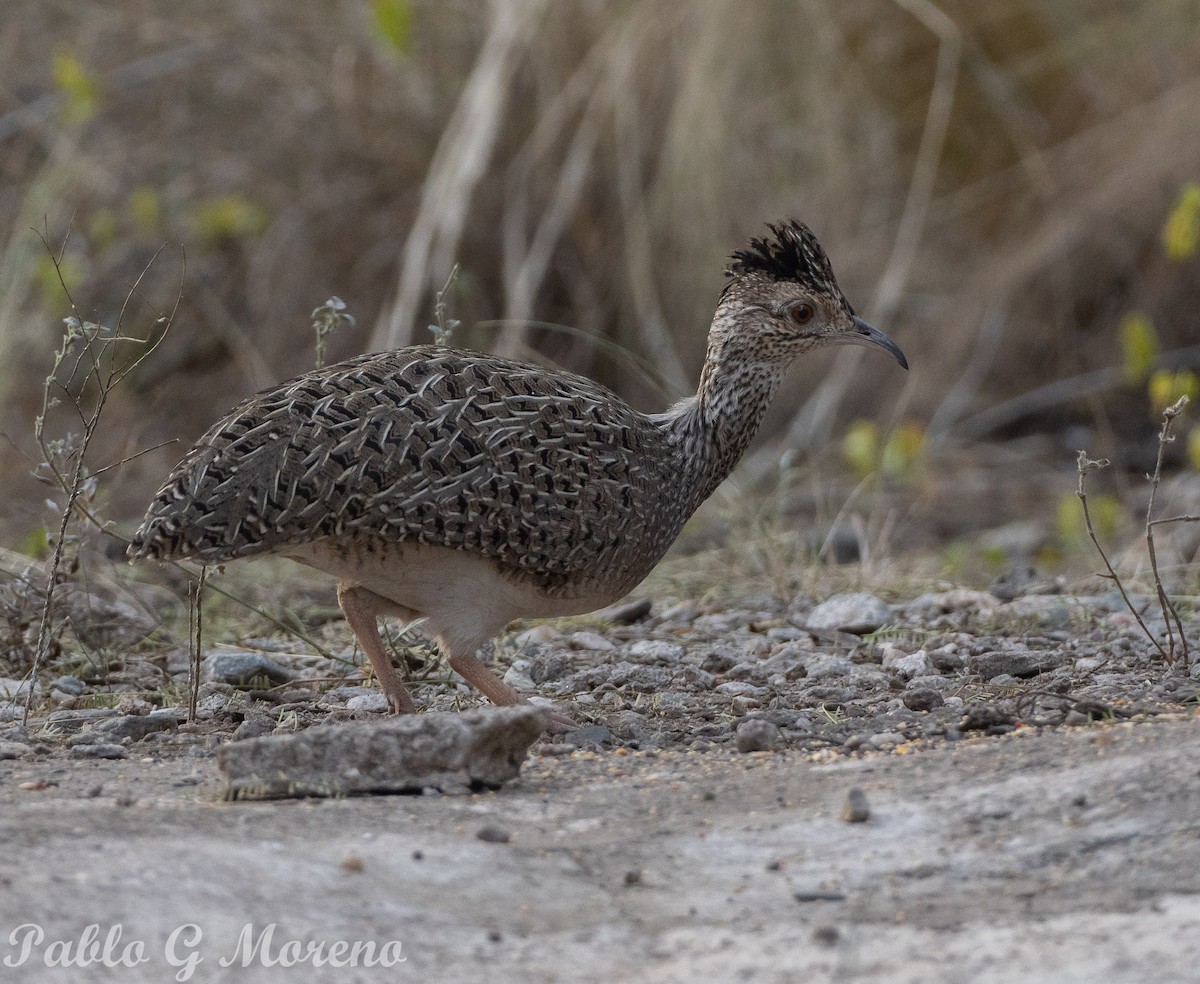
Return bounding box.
[1145,396,1190,662]
[188,565,206,722]
[1076,451,1167,660]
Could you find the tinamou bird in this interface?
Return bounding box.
[129,220,907,723]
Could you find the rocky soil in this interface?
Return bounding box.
[1,570,1199,982]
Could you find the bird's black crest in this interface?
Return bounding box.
[724,220,849,310]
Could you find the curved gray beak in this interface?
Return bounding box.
[846,316,908,370]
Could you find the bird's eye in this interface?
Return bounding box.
[789,303,815,326]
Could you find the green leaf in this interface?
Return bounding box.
[840,419,878,479]
[193,194,269,246]
[129,186,161,235]
[1119,312,1159,386]
[373,0,414,55]
[52,50,101,125]
[1163,183,1200,261]
[1148,369,1199,415]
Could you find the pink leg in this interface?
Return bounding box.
[447,649,575,733]
[337,583,418,714]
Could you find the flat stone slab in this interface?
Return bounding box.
[217,706,549,800]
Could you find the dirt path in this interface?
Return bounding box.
[3,715,1199,982]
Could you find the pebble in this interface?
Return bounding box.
[98,711,178,742]
[513,624,563,647]
[841,787,870,822]
[564,724,613,748]
[71,743,127,760]
[735,718,779,753]
[902,689,945,712]
[604,598,653,624]
[50,675,86,696]
[502,662,536,691]
[970,650,1062,680]
[203,650,294,686]
[806,593,892,634]
[629,640,685,661]
[0,678,37,700]
[476,826,512,844]
[866,731,906,750]
[0,741,32,759]
[886,650,933,680]
[802,655,854,680]
[927,644,965,672]
[528,653,575,684]
[346,693,390,712]
[568,631,616,652]
[232,716,276,740]
[715,681,770,699]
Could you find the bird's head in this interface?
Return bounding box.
[716,220,907,370]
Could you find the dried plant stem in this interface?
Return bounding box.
[1075,451,1168,661]
[24,450,86,723]
[187,565,206,723]
[1145,396,1190,662]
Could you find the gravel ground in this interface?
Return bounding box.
[1,571,1199,981]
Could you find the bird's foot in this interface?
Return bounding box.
[544,710,578,734]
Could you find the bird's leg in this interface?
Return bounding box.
[336,583,418,714]
[446,648,576,733]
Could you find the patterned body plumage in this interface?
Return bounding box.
[131,347,682,599]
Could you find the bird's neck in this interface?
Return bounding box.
[660,327,790,512]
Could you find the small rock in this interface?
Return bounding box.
[812,925,840,947]
[203,650,294,687]
[629,640,685,661]
[512,624,563,647]
[970,650,1062,680]
[98,711,178,742]
[802,655,853,680]
[902,689,945,712]
[218,706,548,798]
[50,675,86,696]
[528,653,575,684]
[608,710,651,742]
[735,718,779,753]
[617,665,674,691]
[989,565,1046,601]
[794,890,848,903]
[927,644,964,672]
[806,593,892,635]
[841,787,870,822]
[568,631,615,652]
[0,678,37,701]
[502,661,535,692]
[0,741,32,760]
[346,693,390,713]
[232,716,276,741]
[678,665,716,689]
[623,869,642,885]
[564,724,613,748]
[72,743,127,760]
[715,681,770,699]
[604,598,653,624]
[866,732,905,750]
[902,589,995,617]
[886,650,933,680]
[476,826,511,844]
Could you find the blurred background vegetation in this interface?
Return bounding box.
[1,0,1199,563]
